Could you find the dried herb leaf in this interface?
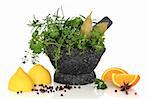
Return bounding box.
[80,12,93,38]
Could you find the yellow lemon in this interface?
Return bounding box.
[28,64,52,85]
[8,67,34,92]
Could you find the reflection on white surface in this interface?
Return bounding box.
[9,91,50,99]
[98,82,140,99]
[52,83,102,99]
[7,83,140,99]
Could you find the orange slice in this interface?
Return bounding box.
[101,67,128,82]
[112,74,140,87]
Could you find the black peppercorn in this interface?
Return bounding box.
[39,84,43,86]
[22,61,26,64]
[78,86,81,89]
[64,84,72,90]
[59,86,64,90]
[125,91,128,95]
[60,94,63,96]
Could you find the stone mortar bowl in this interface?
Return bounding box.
[46,16,112,85]
[46,47,105,85]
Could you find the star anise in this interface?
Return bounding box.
[120,82,132,94]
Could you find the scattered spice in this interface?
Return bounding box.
[22,61,26,64]
[15,82,138,97]
[39,84,43,87]
[55,86,59,91]
[49,86,53,89]
[17,84,83,96]
[50,89,52,92]
[45,85,47,88]
[114,90,117,92]
[113,82,135,95]
[60,94,63,96]
[64,84,72,90]
[59,86,64,90]
[78,86,81,89]
[40,89,45,93]
[120,83,131,91]
[35,89,38,91]
[125,91,128,95]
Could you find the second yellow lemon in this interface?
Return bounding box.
[28,64,52,85]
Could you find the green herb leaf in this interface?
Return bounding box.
[29,40,44,54]
[94,78,107,90]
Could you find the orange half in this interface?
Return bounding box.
[101,67,128,82]
[112,74,140,87]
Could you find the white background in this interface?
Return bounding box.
[0,0,149,98]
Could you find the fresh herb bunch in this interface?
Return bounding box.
[94,78,107,89]
[28,9,105,69]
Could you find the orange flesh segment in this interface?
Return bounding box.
[112,74,140,87]
[102,67,128,81]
